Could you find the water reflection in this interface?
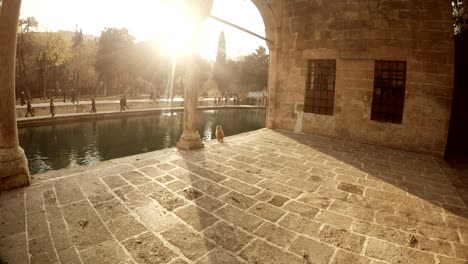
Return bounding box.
[19,109,266,174]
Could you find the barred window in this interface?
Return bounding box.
[371,61,406,124]
[304,60,336,116]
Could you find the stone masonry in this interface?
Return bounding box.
[256,0,455,157]
[1,129,467,263]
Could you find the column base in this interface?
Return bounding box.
[0,147,31,190]
[177,132,204,150]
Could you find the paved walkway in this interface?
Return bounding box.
[16,105,264,127]
[0,129,467,264]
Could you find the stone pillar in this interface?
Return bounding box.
[177,53,204,150]
[0,0,32,190]
[177,0,213,150]
[266,48,279,129]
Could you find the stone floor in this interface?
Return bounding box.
[1,129,467,264]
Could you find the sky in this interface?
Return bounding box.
[19,0,267,61]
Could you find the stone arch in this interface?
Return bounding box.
[250,0,282,128]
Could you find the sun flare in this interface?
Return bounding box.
[151,0,203,58]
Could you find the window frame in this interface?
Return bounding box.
[303,59,336,116]
[370,60,407,124]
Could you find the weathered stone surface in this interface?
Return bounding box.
[315,210,353,229]
[0,233,29,264]
[102,175,128,189]
[192,179,230,197]
[318,225,366,253]
[299,192,333,209]
[54,177,85,205]
[338,182,365,195]
[278,213,322,237]
[27,211,48,239]
[247,202,286,222]
[2,130,467,263]
[161,224,214,261]
[79,174,114,204]
[352,220,408,246]
[58,247,82,264]
[283,200,319,218]
[194,195,225,212]
[204,221,253,252]
[331,250,372,264]
[454,244,468,260]
[49,219,73,251]
[257,180,302,198]
[329,200,375,221]
[197,248,242,264]
[285,178,319,192]
[43,189,62,221]
[62,200,112,250]
[224,169,263,184]
[29,235,58,263]
[289,236,335,264]
[167,180,189,192]
[221,179,261,196]
[80,240,128,264]
[239,239,303,264]
[148,189,185,211]
[25,187,44,213]
[254,222,295,247]
[221,191,257,209]
[93,199,129,222]
[123,232,176,264]
[136,204,180,232]
[215,205,264,232]
[107,215,147,241]
[140,166,166,178]
[0,196,25,239]
[268,194,289,207]
[173,205,218,231]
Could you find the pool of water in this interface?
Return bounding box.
[19,109,266,174]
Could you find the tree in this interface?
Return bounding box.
[452,0,468,35]
[16,16,38,97]
[95,28,135,96]
[238,46,269,93]
[68,27,98,95]
[36,32,70,98]
[214,31,227,94]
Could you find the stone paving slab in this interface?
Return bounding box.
[1,128,468,264]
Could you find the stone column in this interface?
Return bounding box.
[266,48,279,129]
[0,0,32,190]
[177,0,213,150]
[177,52,204,150]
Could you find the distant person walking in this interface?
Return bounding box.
[120,95,129,111]
[20,91,26,106]
[50,99,55,117]
[62,89,67,103]
[25,100,34,117]
[71,89,79,103]
[90,98,97,113]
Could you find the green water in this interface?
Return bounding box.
[19,109,265,174]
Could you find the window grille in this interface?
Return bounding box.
[304,60,336,116]
[371,60,406,124]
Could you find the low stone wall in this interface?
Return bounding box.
[15,100,216,117]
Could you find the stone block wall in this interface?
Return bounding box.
[269,0,455,156]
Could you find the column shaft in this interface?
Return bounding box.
[0,0,32,190]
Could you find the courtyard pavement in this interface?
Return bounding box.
[0,129,467,264]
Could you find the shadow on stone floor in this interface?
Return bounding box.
[1,128,467,263]
[276,130,468,219]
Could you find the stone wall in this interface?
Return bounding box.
[269,0,455,156]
